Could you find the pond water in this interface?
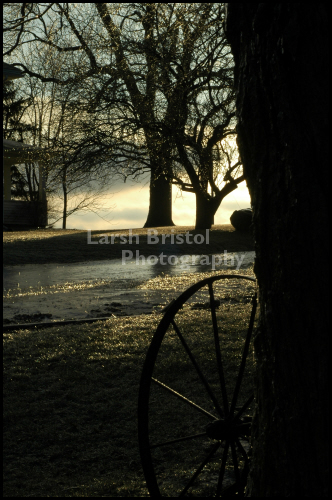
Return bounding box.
[3,251,255,325]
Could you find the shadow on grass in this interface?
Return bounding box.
[3,315,159,497]
[3,225,254,266]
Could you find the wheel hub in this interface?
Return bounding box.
[205,417,251,441]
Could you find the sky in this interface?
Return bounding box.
[4,4,252,232]
[53,176,251,230]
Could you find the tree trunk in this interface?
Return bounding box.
[62,172,67,230]
[144,166,174,228]
[226,4,328,496]
[194,180,243,229]
[195,193,215,230]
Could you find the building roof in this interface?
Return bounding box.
[3,139,59,162]
[3,61,24,81]
[3,138,43,160]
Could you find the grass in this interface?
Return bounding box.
[4,315,156,497]
[3,224,254,266]
[3,226,256,497]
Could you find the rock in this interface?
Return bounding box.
[230,208,253,230]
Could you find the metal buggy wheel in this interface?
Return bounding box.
[138,274,257,497]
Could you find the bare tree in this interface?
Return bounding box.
[94,3,244,229]
[4,3,243,229]
[3,35,115,228]
[3,3,55,56]
[146,2,245,229]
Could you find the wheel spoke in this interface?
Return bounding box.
[235,438,250,495]
[138,274,257,497]
[151,377,217,419]
[216,439,230,497]
[234,394,254,422]
[235,436,250,464]
[230,440,241,487]
[150,432,208,449]
[179,441,221,497]
[209,282,230,416]
[229,293,257,417]
[171,319,224,417]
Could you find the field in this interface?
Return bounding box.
[3,226,256,497]
[3,224,254,266]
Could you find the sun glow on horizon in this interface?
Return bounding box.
[53,180,251,230]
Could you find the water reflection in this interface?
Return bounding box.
[3,252,255,324]
[3,252,255,296]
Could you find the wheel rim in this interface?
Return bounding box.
[138,274,257,497]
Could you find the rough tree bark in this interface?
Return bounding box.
[226,4,328,496]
